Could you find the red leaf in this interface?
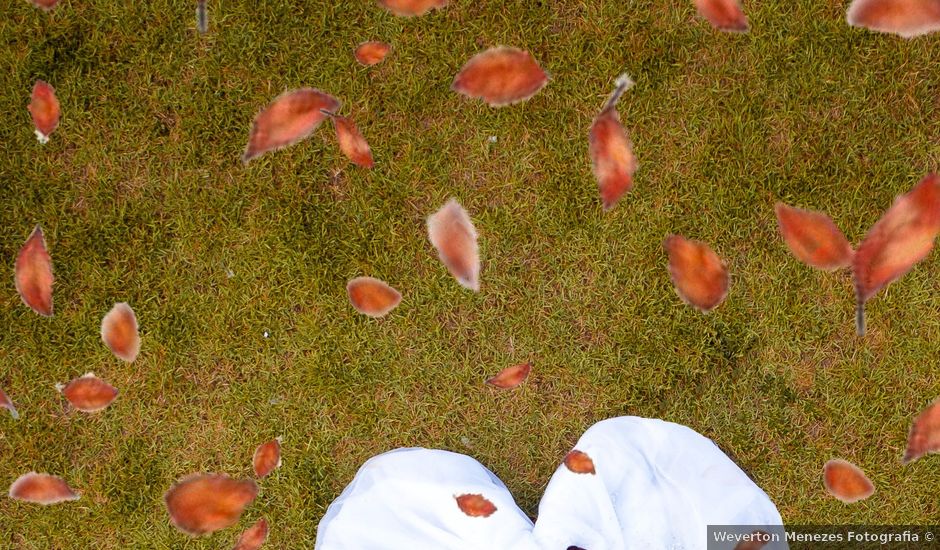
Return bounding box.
[823,459,874,503]
[326,113,374,168]
[847,0,940,38]
[8,473,79,505]
[693,0,749,32]
[58,373,118,413]
[485,362,531,389]
[853,174,940,334]
[903,398,940,464]
[774,203,853,270]
[665,235,729,312]
[28,80,60,142]
[101,302,140,362]
[376,0,446,16]
[242,89,341,163]
[355,41,391,66]
[15,225,54,317]
[563,450,596,475]
[427,199,480,291]
[252,438,282,478]
[165,474,258,536]
[0,386,17,419]
[233,518,269,550]
[455,494,496,517]
[30,0,60,10]
[589,75,637,211]
[346,277,402,317]
[452,47,548,107]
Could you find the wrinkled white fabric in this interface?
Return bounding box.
[315,416,786,550]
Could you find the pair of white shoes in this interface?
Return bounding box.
[316,416,786,549]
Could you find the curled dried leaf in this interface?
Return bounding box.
[233,518,269,550]
[0,387,17,419]
[774,203,853,270]
[28,80,60,143]
[253,438,282,478]
[15,225,54,317]
[165,474,258,536]
[346,277,401,317]
[325,113,374,168]
[427,199,480,291]
[59,373,118,413]
[847,0,940,37]
[823,459,874,503]
[452,47,548,107]
[485,362,531,389]
[589,75,637,211]
[694,0,749,32]
[455,493,496,517]
[355,41,391,66]
[8,473,79,505]
[563,450,596,474]
[101,302,140,362]
[376,0,446,16]
[665,235,729,312]
[904,398,940,465]
[243,89,341,163]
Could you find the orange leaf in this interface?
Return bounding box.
[165,474,258,536]
[0,386,17,419]
[903,398,940,465]
[693,0,749,32]
[233,518,269,550]
[354,41,391,66]
[774,203,853,270]
[427,199,480,291]
[253,438,282,478]
[563,450,596,474]
[376,0,446,16]
[101,302,140,362]
[452,47,548,107]
[665,235,729,312]
[58,373,118,413]
[8,472,79,505]
[242,89,340,163]
[485,362,531,389]
[346,277,401,317]
[589,75,637,211]
[15,225,54,317]
[853,173,940,334]
[455,493,496,517]
[326,113,374,168]
[847,0,940,38]
[823,459,874,503]
[28,80,60,142]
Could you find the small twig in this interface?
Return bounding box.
[855,302,866,337]
[196,0,208,34]
[602,73,634,112]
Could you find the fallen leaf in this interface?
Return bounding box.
[665,235,729,312]
[589,74,638,210]
[8,473,79,504]
[376,0,446,16]
[324,112,374,168]
[694,0,749,32]
[485,362,531,389]
[15,225,54,317]
[455,494,496,517]
[853,173,940,335]
[427,199,480,291]
[0,387,17,419]
[101,302,140,362]
[165,474,258,536]
[253,438,282,478]
[847,0,940,37]
[242,89,341,163]
[58,373,118,413]
[355,41,391,65]
[563,450,596,474]
[452,47,548,107]
[28,80,60,143]
[823,459,874,503]
[904,398,940,464]
[346,277,401,317]
[775,203,853,270]
[30,0,60,10]
[233,518,269,550]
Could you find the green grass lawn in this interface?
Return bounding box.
[1,0,940,547]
